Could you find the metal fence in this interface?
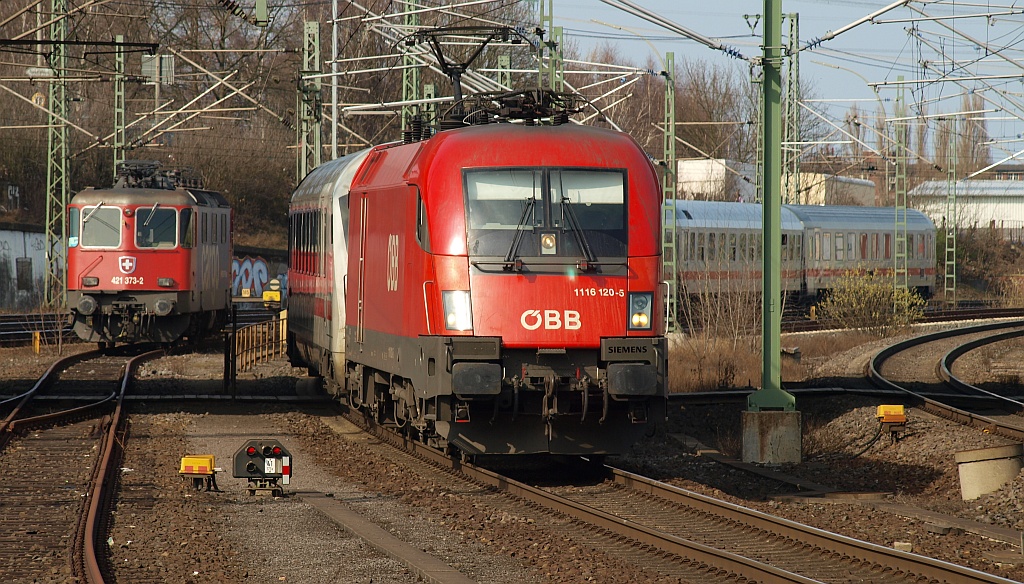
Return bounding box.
[235,311,287,373]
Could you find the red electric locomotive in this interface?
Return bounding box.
[67,161,232,348]
[288,91,668,457]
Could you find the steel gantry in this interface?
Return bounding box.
[297,21,322,183]
[893,76,908,291]
[782,13,800,204]
[538,0,563,92]
[661,52,677,333]
[401,1,419,133]
[113,34,126,180]
[944,118,957,304]
[44,0,69,308]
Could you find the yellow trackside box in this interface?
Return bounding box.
[876,405,906,424]
[180,455,216,476]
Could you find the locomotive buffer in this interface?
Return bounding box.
[233,439,293,496]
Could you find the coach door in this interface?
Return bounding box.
[355,194,367,347]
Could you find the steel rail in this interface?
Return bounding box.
[0,348,101,448]
[342,408,1015,582]
[605,466,1018,584]
[83,348,162,584]
[0,347,163,583]
[868,319,1024,441]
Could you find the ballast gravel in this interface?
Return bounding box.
[4,331,1024,582]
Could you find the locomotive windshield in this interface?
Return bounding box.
[79,205,122,247]
[135,206,178,248]
[464,168,627,260]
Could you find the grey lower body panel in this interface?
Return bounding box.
[341,326,668,456]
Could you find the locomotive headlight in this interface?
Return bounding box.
[82,276,99,287]
[540,233,557,255]
[628,292,653,330]
[77,295,97,316]
[442,290,473,331]
[154,298,174,316]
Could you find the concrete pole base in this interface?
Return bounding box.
[742,410,802,464]
[955,443,1023,501]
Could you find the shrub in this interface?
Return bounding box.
[816,269,925,336]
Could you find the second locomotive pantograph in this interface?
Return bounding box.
[67,161,233,348]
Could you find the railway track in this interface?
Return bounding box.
[0,307,275,347]
[0,311,71,345]
[342,408,1016,583]
[869,319,1024,443]
[0,346,162,583]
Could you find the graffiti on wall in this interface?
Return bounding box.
[232,255,272,297]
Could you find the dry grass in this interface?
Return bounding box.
[669,329,880,393]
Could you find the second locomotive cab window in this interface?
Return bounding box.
[464,168,627,259]
[135,206,177,248]
[80,205,122,248]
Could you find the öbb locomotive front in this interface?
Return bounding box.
[288,111,669,457]
[67,162,232,347]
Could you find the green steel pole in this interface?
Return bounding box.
[44,0,68,308]
[749,0,795,411]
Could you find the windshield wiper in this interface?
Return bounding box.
[83,202,105,224]
[503,197,536,271]
[560,197,597,270]
[143,202,160,226]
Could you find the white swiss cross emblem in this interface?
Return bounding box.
[119,256,137,274]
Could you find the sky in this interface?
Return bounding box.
[550,0,1024,161]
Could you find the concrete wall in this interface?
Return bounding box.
[0,223,46,311]
[677,159,757,202]
[798,174,876,206]
[678,160,874,206]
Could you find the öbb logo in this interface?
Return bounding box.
[520,310,581,330]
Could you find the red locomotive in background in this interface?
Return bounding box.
[288,90,669,458]
[67,161,232,348]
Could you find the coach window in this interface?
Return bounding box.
[781,234,789,261]
[729,233,737,262]
[696,232,705,262]
[80,205,122,248]
[794,234,802,262]
[708,232,717,262]
[315,211,323,276]
[884,233,892,259]
[822,233,831,261]
[739,233,747,262]
[835,233,844,261]
[689,231,696,261]
[847,232,855,261]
